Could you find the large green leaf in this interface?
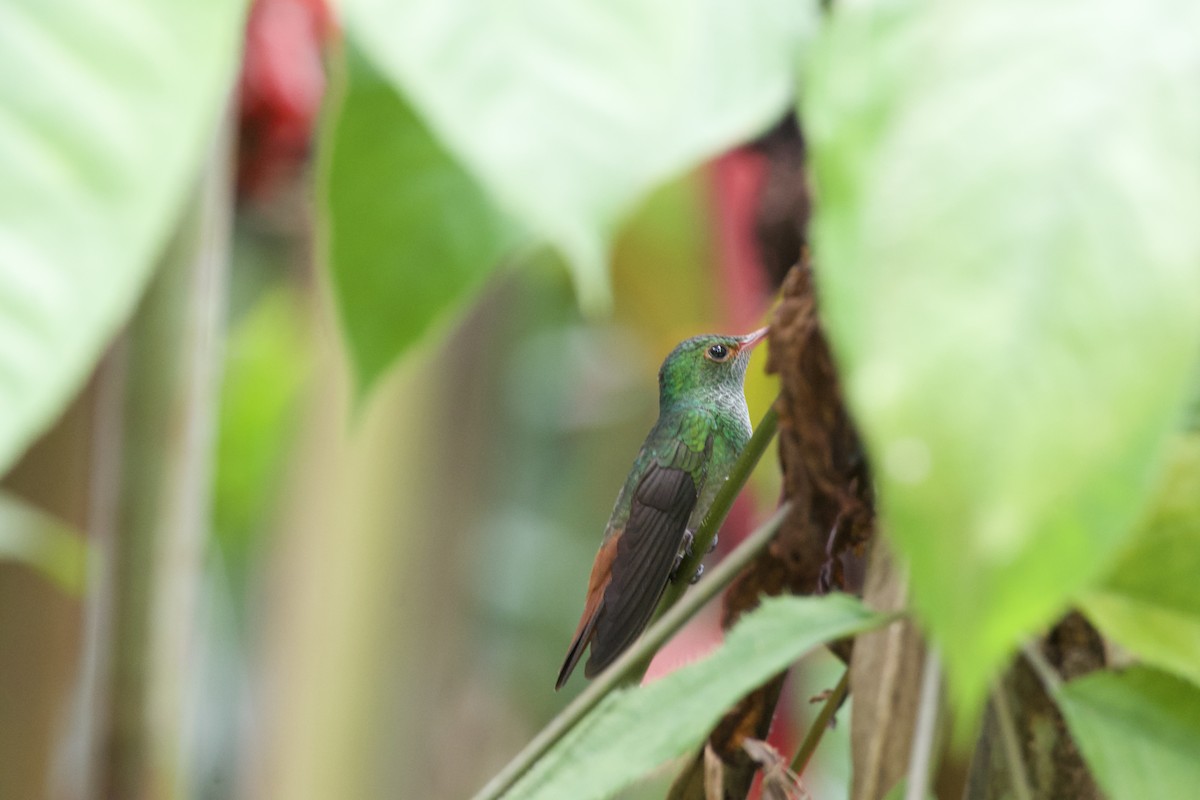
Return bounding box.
[0,0,246,474]
[1082,436,1200,687]
[508,594,886,799]
[322,46,513,396]
[341,0,816,310]
[804,0,1200,711]
[1056,667,1200,799]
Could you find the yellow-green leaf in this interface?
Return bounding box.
[510,595,886,799]
[805,0,1200,711]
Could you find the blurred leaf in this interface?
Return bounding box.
[1082,436,1200,687]
[323,45,513,396]
[0,492,87,595]
[509,595,885,799]
[214,286,311,561]
[1083,597,1200,690]
[0,0,246,474]
[342,0,817,311]
[805,0,1200,711]
[1056,667,1200,799]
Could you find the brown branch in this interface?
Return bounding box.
[670,257,877,799]
[964,613,1106,799]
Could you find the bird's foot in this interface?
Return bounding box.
[689,563,704,584]
[707,534,718,554]
[669,530,696,583]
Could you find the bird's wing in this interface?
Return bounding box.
[555,532,619,690]
[583,459,698,677]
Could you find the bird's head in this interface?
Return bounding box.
[657,327,768,408]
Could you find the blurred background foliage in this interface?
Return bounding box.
[0,0,819,797]
[4,0,1200,798]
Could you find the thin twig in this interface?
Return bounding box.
[660,405,779,609]
[59,340,130,800]
[474,502,790,800]
[904,648,942,800]
[1020,642,1062,693]
[990,680,1033,800]
[790,668,851,775]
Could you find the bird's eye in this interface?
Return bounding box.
[706,343,730,362]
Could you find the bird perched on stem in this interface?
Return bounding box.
[556,328,768,690]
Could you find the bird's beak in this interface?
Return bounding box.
[737,326,770,351]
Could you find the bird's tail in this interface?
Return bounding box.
[555,612,599,691]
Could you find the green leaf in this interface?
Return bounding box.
[322,46,513,396]
[1056,667,1200,799]
[804,0,1200,712]
[0,492,87,595]
[1083,596,1200,689]
[0,0,246,474]
[1082,435,1200,687]
[509,594,887,799]
[341,0,817,311]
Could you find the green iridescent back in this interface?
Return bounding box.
[602,334,755,538]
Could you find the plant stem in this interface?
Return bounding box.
[660,404,779,610]
[1020,642,1062,693]
[473,501,791,800]
[790,668,851,775]
[99,111,232,799]
[990,680,1033,800]
[905,648,942,800]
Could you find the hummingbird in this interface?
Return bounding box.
[556,327,768,690]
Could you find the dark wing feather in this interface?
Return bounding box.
[584,462,697,677]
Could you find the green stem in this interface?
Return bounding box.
[1020,643,1062,693]
[905,648,943,800]
[100,115,232,800]
[790,668,851,775]
[990,681,1033,800]
[659,404,779,610]
[472,415,786,800]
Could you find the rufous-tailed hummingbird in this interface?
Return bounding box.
[556,328,768,690]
